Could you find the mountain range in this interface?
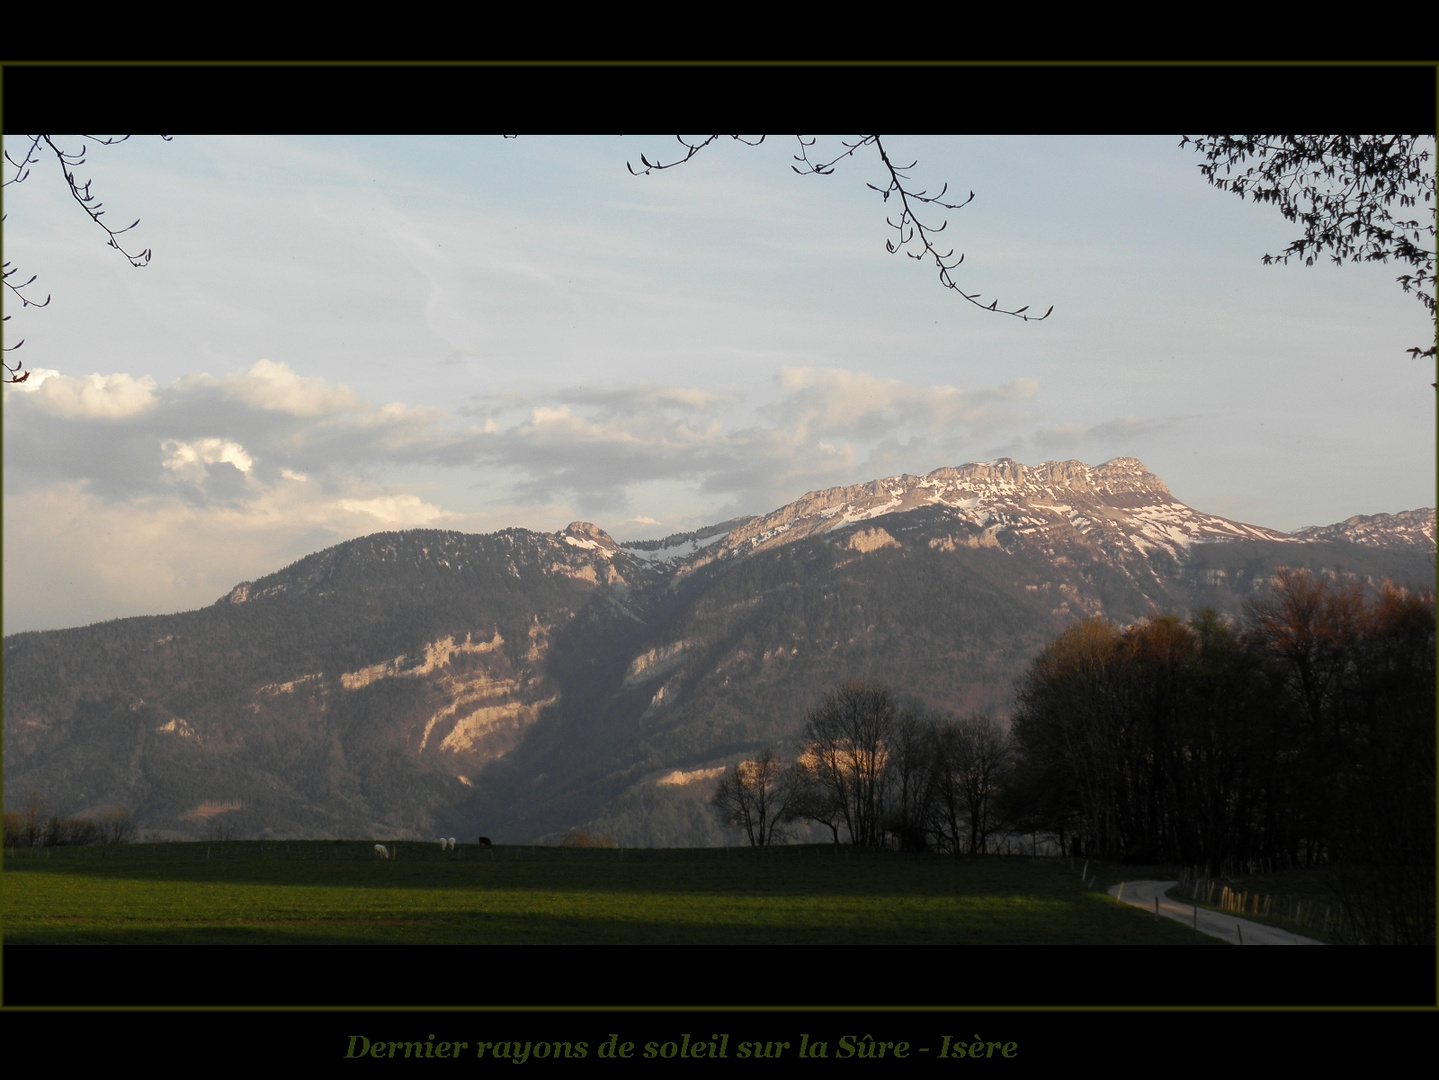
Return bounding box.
[4,458,1433,846]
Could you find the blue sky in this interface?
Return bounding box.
[4,134,1434,632]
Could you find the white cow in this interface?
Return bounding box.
[438,837,447,850]
[447,837,456,851]
[373,844,389,860]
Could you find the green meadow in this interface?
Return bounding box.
[3,841,1221,946]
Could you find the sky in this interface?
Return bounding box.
[3,133,1435,633]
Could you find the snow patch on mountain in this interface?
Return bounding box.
[620,529,729,565]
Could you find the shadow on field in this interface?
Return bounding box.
[6,844,1433,1008]
[3,842,1108,896]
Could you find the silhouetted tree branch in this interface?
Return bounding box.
[628,135,1053,324]
[3,134,170,382]
[1181,135,1437,362]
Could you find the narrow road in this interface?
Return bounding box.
[1107,880,1326,945]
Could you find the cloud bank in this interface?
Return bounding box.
[4,358,1154,631]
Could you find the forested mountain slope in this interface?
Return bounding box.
[5,459,1432,845]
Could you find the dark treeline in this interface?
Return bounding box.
[710,567,1433,945]
[3,789,136,848]
[711,681,1017,857]
[1007,568,1434,945]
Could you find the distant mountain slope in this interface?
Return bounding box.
[5,459,1433,846]
[618,517,755,564]
[1290,508,1436,550]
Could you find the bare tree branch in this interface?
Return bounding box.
[627,135,1053,324]
[3,135,171,381]
[626,135,763,176]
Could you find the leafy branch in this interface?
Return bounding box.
[1181,135,1436,361]
[627,135,1052,323]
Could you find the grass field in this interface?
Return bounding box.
[3,841,1221,946]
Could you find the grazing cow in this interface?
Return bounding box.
[478,836,493,849]
[373,844,389,860]
[446,837,456,851]
[438,837,447,850]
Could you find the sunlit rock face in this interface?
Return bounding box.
[702,458,1291,568]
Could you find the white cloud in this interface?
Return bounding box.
[333,494,447,526]
[222,358,363,417]
[2,478,464,632]
[8,360,1044,523]
[774,368,1038,443]
[2,359,476,503]
[161,438,255,478]
[2,367,60,391]
[12,370,158,419]
[467,367,1044,516]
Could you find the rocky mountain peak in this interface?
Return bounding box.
[699,457,1265,564]
[561,521,621,555]
[923,457,1170,497]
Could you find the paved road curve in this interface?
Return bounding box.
[1107,880,1326,945]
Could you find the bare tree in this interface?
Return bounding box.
[3,134,169,382]
[710,747,794,847]
[98,808,136,845]
[884,708,938,853]
[796,680,898,849]
[1245,566,1365,774]
[786,750,847,845]
[933,715,1011,855]
[628,136,1053,325]
[21,787,44,849]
